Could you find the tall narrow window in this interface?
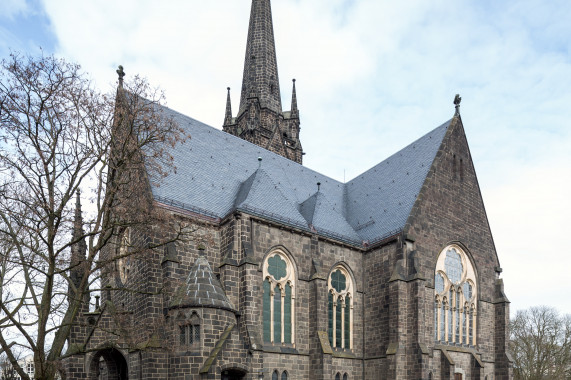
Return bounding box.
[327,265,354,349]
[274,284,282,343]
[448,289,453,342]
[434,245,478,346]
[262,250,296,344]
[440,301,446,341]
[455,289,460,343]
[178,312,201,349]
[434,299,439,340]
[281,371,288,380]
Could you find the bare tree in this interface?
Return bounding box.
[0,350,20,380]
[511,306,571,380]
[0,53,189,380]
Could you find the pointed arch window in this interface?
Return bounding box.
[434,245,477,346]
[263,250,295,344]
[177,311,201,350]
[328,265,354,350]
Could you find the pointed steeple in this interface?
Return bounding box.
[72,191,87,259]
[238,0,282,115]
[69,191,88,310]
[290,79,298,118]
[224,87,233,126]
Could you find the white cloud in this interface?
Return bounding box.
[37,0,571,314]
[0,0,28,20]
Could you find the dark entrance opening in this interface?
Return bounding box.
[89,348,128,380]
[221,369,246,380]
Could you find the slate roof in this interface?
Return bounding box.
[169,255,235,311]
[151,105,451,247]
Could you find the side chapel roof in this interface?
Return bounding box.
[151,105,451,247]
[170,254,235,311]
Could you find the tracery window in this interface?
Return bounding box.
[263,250,296,344]
[328,265,354,350]
[178,312,201,349]
[434,245,477,346]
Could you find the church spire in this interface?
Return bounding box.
[69,191,88,311]
[238,0,282,116]
[224,87,233,126]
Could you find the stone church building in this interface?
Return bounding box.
[63,0,512,379]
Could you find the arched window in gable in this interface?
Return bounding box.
[263,250,295,344]
[434,245,477,346]
[328,265,354,350]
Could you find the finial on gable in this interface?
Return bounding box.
[116,65,125,87]
[454,94,462,116]
[317,182,321,192]
[258,157,262,169]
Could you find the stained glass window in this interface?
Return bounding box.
[435,273,445,293]
[336,297,342,346]
[434,301,439,340]
[331,270,346,292]
[274,285,282,343]
[441,303,446,341]
[344,297,350,348]
[179,323,200,347]
[281,372,288,380]
[263,251,295,344]
[335,373,341,380]
[455,292,460,342]
[328,265,353,350]
[284,283,292,344]
[463,282,472,301]
[263,279,271,342]
[445,248,463,284]
[463,307,467,344]
[343,374,348,380]
[194,325,200,344]
[434,246,476,346]
[469,310,473,344]
[328,292,333,345]
[179,325,185,345]
[448,290,453,342]
[272,370,279,380]
[268,255,287,281]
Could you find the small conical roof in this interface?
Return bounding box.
[170,255,235,312]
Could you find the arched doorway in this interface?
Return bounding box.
[89,348,128,380]
[221,369,246,380]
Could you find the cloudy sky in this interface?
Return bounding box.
[1,0,570,316]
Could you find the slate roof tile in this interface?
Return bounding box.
[150,105,450,247]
